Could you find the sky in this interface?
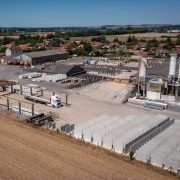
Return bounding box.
[0,0,180,27]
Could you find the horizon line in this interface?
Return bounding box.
[1,24,180,29]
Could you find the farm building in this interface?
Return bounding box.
[42,64,86,76]
[5,47,23,57]
[16,50,69,65]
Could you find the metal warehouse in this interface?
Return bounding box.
[16,50,69,65]
[42,64,86,76]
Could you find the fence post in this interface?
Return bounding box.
[19,102,21,115]
[7,98,9,111]
[32,103,34,116]
[30,87,33,96]
[66,93,68,106]
[20,85,23,95]
[41,90,43,96]
[11,84,13,93]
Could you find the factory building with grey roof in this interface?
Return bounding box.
[16,50,69,65]
[42,64,86,76]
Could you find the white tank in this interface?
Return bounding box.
[169,54,177,76]
[139,58,147,78]
[128,98,146,106]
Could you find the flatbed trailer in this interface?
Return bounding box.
[24,95,61,108]
[26,113,54,126]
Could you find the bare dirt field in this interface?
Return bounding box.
[70,32,179,42]
[0,113,178,180]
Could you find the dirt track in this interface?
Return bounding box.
[0,114,178,180]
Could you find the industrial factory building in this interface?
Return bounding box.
[5,47,23,57]
[42,63,86,76]
[16,50,69,66]
[1,47,23,64]
[138,54,180,102]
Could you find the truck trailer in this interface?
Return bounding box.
[25,95,61,108]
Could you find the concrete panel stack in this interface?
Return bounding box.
[136,120,180,173]
[74,114,169,154]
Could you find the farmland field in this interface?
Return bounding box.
[70,32,179,42]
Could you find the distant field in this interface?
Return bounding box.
[0,32,178,42]
[0,36,19,39]
[31,31,56,37]
[70,32,179,42]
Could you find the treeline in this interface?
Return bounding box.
[0,28,58,36]
[91,36,109,43]
[51,27,148,38]
[0,35,43,46]
[67,41,93,56]
[17,34,43,46]
[1,25,180,36]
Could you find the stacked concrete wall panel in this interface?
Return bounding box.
[74,114,169,154]
[136,120,180,173]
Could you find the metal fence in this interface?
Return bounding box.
[124,117,171,154]
[0,104,27,122]
[130,119,174,153]
[60,124,75,134]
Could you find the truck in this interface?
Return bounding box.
[25,95,61,108]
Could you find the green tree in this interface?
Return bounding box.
[146,38,159,51]
[67,41,78,55]
[91,36,108,43]
[176,35,180,45]
[127,35,138,44]
[2,37,11,45]
[165,37,172,43]
[19,34,26,41]
[49,38,61,47]
[140,38,147,42]
[113,37,119,42]
[46,34,55,39]
[0,46,7,53]
[127,35,133,43]
[164,37,174,49]
[94,50,103,57]
[83,41,92,53]
[132,35,138,43]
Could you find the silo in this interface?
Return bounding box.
[139,58,147,78]
[138,58,147,97]
[178,60,180,80]
[169,54,177,77]
[176,60,180,97]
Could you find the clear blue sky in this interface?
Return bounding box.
[0,0,180,27]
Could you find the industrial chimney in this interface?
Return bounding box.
[169,54,177,77]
